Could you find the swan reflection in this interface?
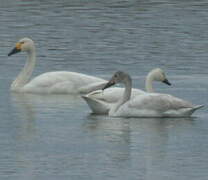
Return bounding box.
[85,114,194,175]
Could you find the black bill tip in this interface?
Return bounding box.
[102,80,115,90]
[163,78,171,86]
[8,47,21,56]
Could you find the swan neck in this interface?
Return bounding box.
[122,77,132,103]
[145,74,154,93]
[113,76,132,113]
[11,48,36,90]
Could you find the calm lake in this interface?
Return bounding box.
[0,0,208,179]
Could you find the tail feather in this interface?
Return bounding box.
[186,105,204,116]
[192,105,204,111]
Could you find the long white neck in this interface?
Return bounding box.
[11,48,36,91]
[145,73,154,93]
[111,76,132,114]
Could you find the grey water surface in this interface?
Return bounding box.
[0,0,208,179]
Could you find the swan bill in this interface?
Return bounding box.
[163,78,171,86]
[102,80,115,90]
[8,47,21,56]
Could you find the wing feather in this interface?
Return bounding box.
[129,93,193,112]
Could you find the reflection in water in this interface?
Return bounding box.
[9,93,87,177]
[10,93,37,141]
[129,117,194,179]
[10,93,83,139]
[85,114,194,178]
[11,93,82,108]
[85,114,131,163]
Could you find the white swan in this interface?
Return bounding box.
[8,38,106,94]
[82,68,171,114]
[84,71,203,117]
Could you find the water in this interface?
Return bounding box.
[0,0,208,179]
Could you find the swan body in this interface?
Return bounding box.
[83,68,171,113]
[8,38,106,94]
[84,71,203,117]
[20,71,106,94]
[82,88,145,114]
[86,87,145,103]
[108,93,203,117]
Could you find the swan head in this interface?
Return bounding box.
[8,38,35,56]
[102,71,131,90]
[148,68,171,86]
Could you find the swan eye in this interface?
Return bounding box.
[20,42,25,44]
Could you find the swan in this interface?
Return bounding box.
[82,68,171,114]
[8,38,106,94]
[84,71,203,117]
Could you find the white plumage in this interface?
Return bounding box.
[83,71,203,117]
[8,38,106,94]
[83,68,171,113]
